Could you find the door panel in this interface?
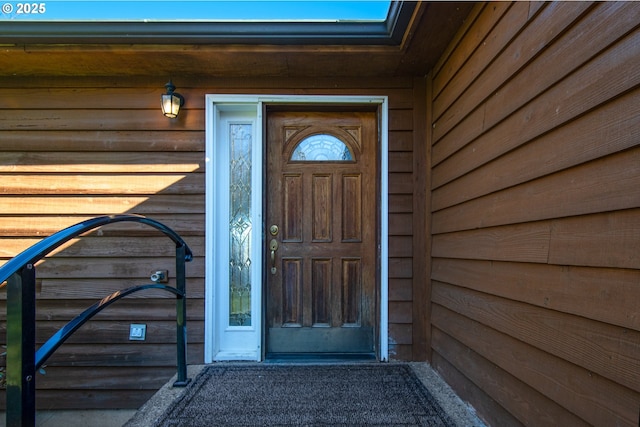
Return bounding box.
[266,109,377,356]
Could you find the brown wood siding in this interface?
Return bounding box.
[0,77,207,409]
[429,2,640,426]
[0,76,426,408]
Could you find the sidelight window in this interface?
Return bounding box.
[228,123,252,326]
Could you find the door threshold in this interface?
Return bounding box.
[264,353,377,364]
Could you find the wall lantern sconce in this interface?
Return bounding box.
[161,80,185,118]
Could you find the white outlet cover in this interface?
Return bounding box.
[129,324,146,341]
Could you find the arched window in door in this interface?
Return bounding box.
[290,134,353,161]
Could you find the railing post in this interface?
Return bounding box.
[6,265,37,427]
[173,244,189,387]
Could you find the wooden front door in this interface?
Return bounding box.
[266,108,378,357]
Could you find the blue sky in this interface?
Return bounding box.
[0,1,391,21]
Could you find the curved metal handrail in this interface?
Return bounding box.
[35,283,184,369]
[1,214,193,427]
[0,214,193,285]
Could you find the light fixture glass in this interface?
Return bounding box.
[161,80,184,118]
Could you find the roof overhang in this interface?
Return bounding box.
[0,1,476,78]
[0,1,415,45]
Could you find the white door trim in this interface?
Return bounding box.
[204,94,389,362]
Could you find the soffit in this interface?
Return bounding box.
[0,2,474,78]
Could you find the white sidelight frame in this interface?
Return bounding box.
[205,95,389,362]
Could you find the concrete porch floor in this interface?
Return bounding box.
[1,363,486,427]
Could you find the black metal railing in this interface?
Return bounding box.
[0,214,193,427]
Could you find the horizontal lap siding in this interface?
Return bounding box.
[0,81,207,410]
[0,77,422,408]
[429,2,640,426]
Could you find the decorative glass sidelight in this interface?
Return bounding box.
[291,134,353,161]
[228,123,252,326]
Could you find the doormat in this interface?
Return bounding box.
[154,364,455,426]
